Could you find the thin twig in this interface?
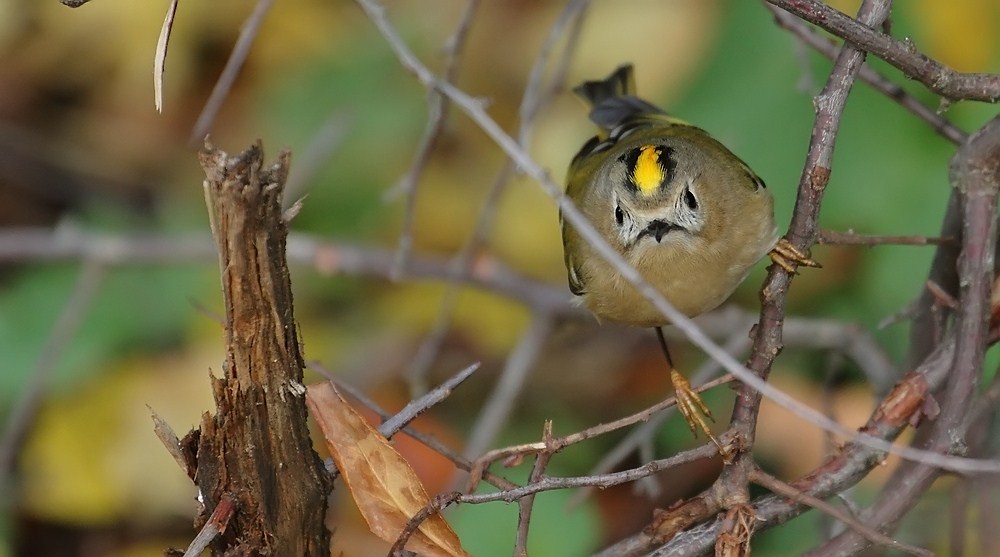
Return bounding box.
[0,260,106,481]
[282,111,351,208]
[721,0,890,525]
[750,468,934,557]
[149,406,189,477]
[462,313,553,461]
[462,443,718,505]
[572,333,751,507]
[468,374,735,494]
[188,0,274,146]
[768,4,969,145]
[390,0,480,276]
[514,421,556,557]
[382,362,481,436]
[404,0,589,392]
[404,162,516,395]
[813,115,1000,556]
[153,0,179,113]
[768,0,1000,102]
[311,361,477,438]
[818,229,952,246]
[0,228,574,316]
[311,362,519,491]
[181,494,238,557]
[516,0,590,147]
[388,491,463,557]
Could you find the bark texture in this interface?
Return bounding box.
[183,141,330,556]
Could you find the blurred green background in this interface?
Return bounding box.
[1,0,998,555]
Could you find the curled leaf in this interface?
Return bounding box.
[306,382,468,557]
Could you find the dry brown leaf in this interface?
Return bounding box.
[306,382,468,557]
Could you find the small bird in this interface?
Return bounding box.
[561,64,816,449]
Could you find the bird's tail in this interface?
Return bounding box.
[572,64,636,107]
[571,64,673,131]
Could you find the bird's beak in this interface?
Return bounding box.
[643,220,681,243]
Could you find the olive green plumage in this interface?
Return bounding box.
[562,64,778,327]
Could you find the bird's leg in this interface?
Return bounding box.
[769,237,821,274]
[655,327,723,452]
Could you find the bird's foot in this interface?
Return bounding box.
[769,238,821,274]
[670,369,726,455]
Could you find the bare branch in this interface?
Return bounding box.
[188,0,274,146]
[768,0,1000,102]
[383,362,481,436]
[282,111,351,208]
[818,229,953,247]
[718,5,892,541]
[0,228,574,316]
[462,444,718,505]
[0,260,106,482]
[751,468,934,557]
[312,361,519,491]
[463,314,553,461]
[466,375,733,495]
[390,0,481,276]
[514,422,556,557]
[180,494,238,557]
[814,114,1000,555]
[574,333,751,506]
[768,4,970,145]
[403,0,590,393]
[516,0,590,146]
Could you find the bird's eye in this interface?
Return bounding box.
[614,205,625,226]
[683,187,698,211]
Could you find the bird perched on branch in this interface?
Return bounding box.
[561,64,817,450]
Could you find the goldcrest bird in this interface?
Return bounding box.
[561,64,817,449]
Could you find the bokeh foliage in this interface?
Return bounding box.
[1,0,998,555]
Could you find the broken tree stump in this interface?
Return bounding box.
[180,141,330,555]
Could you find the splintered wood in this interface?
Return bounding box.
[178,141,330,556]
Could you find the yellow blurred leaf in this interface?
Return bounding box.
[306,382,469,557]
[377,283,531,355]
[913,0,1000,71]
[19,343,218,525]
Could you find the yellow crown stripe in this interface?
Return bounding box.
[632,145,664,196]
